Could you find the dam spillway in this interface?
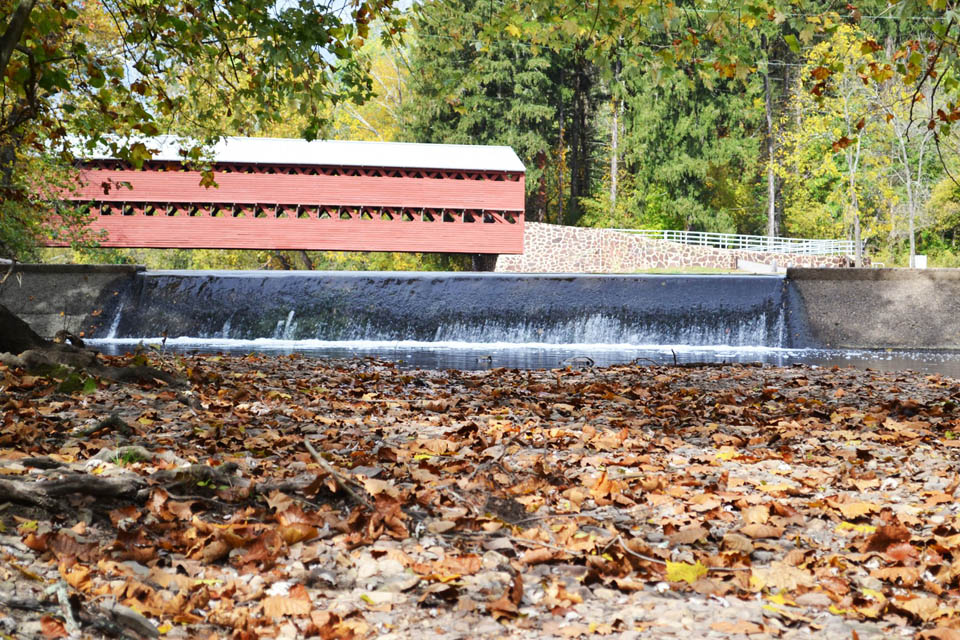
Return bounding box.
[98,271,809,348]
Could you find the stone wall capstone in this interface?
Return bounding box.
[495,223,857,273]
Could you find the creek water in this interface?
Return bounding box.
[87,270,960,376]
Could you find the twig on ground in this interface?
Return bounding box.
[466,429,525,482]
[304,438,372,510]
[47,581,80,636]
[616,537,749,572]
[508,535,580,555]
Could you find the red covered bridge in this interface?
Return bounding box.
[60,137,525,254]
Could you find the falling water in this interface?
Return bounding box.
[105,302,124,339]
[94,271,801,348]
[82,270,960,376]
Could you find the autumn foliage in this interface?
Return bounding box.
[3,354,960,637]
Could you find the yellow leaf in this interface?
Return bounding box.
[861,588,886,601]
[715,447,737,460]
[757,483,794,493]
[157,623,172,634]
[836,521,876,534]
[767,592,796,606]
[505,24,521,38]
[666,560,708,585]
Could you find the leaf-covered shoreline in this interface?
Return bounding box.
[2,354,960,638]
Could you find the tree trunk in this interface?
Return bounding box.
[610,97,619,217]
[471,254,498,271]
[298,250,314,271]
[763,57,779,239]
[0,303,50,354]
[610,57,621,217]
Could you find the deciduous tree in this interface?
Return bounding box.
[0,0,403,261]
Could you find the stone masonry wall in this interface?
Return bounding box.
[495,222,856,273]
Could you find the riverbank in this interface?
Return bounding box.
[1,354,958,638]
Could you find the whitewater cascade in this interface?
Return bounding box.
[95,271,811,348]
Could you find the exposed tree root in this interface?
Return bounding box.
[73,414,134,438]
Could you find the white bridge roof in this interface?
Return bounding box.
[89,136,525,173]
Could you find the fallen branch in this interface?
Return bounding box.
[74,414,134,438]
[304,438,372,510]
[0,473,145,508]
[0,478,54,508]
[41,474,144,498]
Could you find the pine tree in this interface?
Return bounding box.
[404,0,598,223]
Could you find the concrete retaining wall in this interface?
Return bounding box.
[787,268,960,349]
[496,222,856,273]
[0,264,141,340]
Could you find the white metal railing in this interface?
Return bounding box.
[611,229,858,256]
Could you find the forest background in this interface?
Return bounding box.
[7,0,960,271]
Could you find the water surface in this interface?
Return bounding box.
[90,337,960,377]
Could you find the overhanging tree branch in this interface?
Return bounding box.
[0,0,37,78]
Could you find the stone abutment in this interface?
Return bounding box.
[495,222,856,273]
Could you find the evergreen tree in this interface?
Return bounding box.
[620,68,766,234]
[404,0,599,224]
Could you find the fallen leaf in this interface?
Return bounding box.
[710,620,765,634]
[919,628,960,640]
[863,522,911,553]
[668,526,709,545]
[666,560,708,585]
[898,596,944,622]
[40,615,68,638]
[721,532,754,554]
[751,562,815,590]
[739,524,784,539]
[742,505,769,525]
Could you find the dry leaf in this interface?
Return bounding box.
[721,532,755,554]
[668,526,709,545]
[40,615,68,638]
[751,562,815,590]
[742,505,769,525]
[863,522,911,552]
[739,524,784,539]
[710,620,765,634]
[898,597,944,622]
[837,501,880,519]
[919,628,960,640]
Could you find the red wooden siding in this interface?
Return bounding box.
[58,163,526,254]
